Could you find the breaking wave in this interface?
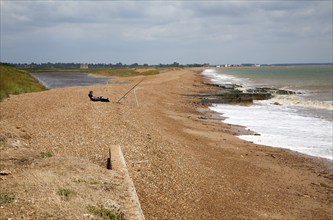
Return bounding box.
[271,95,333,111]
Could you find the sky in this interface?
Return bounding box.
[0,0,332,65]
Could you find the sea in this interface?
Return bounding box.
[202,65,333,160]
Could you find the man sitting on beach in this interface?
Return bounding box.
[88,91,110,102]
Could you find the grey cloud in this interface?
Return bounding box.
[1,1,332,64]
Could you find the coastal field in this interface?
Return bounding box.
[0,68,332,219]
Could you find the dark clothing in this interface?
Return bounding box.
[88,91,110,102]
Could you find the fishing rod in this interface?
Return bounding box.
[116,78,145,103]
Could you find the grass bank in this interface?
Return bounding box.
[0,64,46,101]
[90,68,159,77]
[25,67,160,77]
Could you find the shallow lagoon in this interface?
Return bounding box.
[31,72,112,89]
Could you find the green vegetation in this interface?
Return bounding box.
[0,193,14,205]
[40,151,54,158]
[0,64,46,101]
[24,67,159,77]
[57,188,74,200]
[87,205,123,220]
[73,178,100,185]
[12,61,206,69]
[91,68,159,77]
[25,68,87,73]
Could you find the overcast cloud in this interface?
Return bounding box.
[0,0,332,65]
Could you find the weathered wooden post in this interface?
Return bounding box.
[107,148,112,170]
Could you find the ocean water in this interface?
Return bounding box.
[203,66,333,160]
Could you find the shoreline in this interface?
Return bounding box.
[1,68,332,219]
[200,67,333,161]
[199,70,332,165]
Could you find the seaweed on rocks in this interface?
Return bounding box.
[199,83,296,105]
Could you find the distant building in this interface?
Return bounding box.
[80,64,89,69]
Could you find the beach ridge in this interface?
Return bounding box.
[0,68,332,219]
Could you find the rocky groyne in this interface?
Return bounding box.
[198,83,296,104]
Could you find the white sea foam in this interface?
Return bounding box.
[210,103,333,160]
[203,68,333,160]
[202,69,251,89]
[270,95,333,111]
